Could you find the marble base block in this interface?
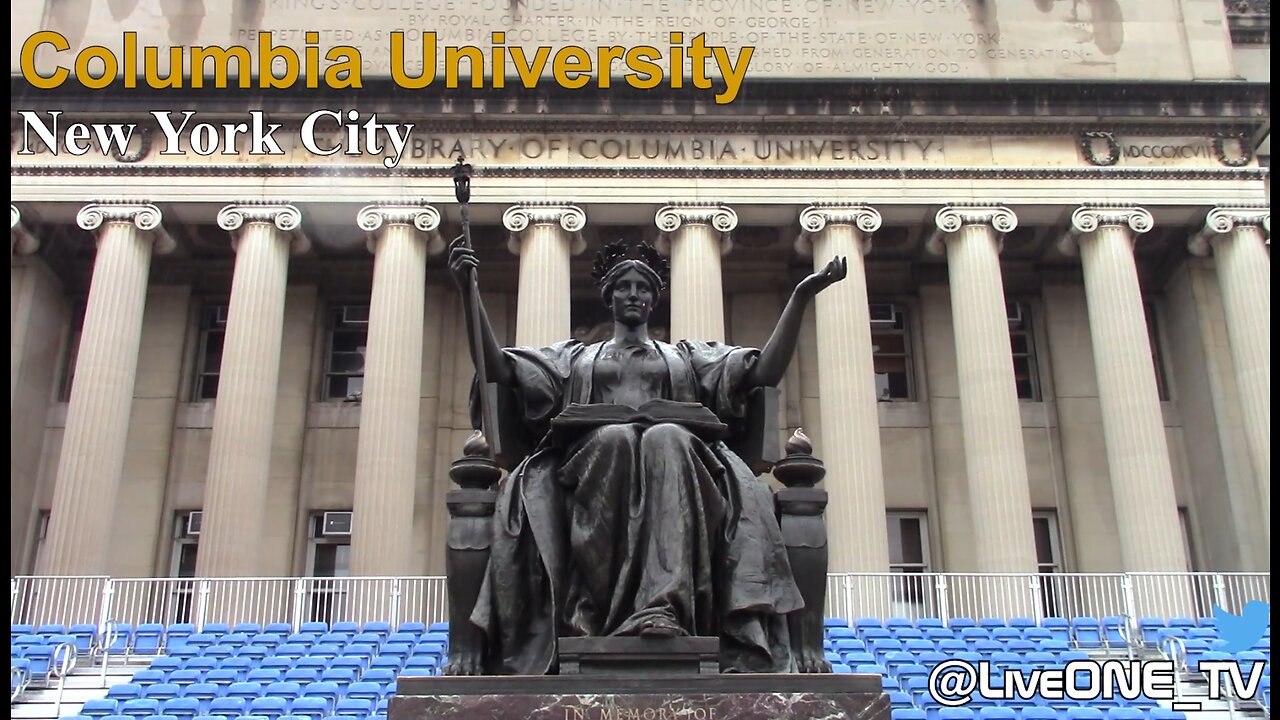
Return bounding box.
[392,674,889,720]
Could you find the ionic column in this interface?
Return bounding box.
[11,205,40,256]
[655,204,737,343]
[1189,206,1271,536]
[795,205,890,574]
[349,205,443,577]
[1061,206,1187,572]
[12,205,42,407]
[41,204,174,575]
[927,206,1038,575]
[196,205,308,578]
[502,204,587,347]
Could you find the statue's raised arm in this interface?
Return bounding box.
[745,256,849,388]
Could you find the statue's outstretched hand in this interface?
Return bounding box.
[448,235,478,292]
[796,256,848,299]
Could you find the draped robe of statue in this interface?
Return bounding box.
[468,338,805,675]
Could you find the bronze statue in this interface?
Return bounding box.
[443,234,848,676]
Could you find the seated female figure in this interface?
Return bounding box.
[446,239,847,675]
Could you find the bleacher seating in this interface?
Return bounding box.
[10,613,1270,720]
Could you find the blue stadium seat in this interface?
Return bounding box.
[937,708,975,720]
[232,623,262,636]
[202,668,240,685]
[948,618,977,630]
[1065,708,1105,720]
[205,697,246,718]
[289,696,332,719]
[397,622,426,633]
[179,682,221,704]
[119,698,162,718]
[386,632,419,645]
[978,618,1007,630]
[132,669,168,685]
[245,669,284,685]
[319,667,357,684]
[345,681,383,701]
[362,621,392,637]
[81,699,120,718]
[831,662,852,674]
[259,657,293,672]
[134,624,167,654]
[1147,710,1187,720]
[892,710,927,720]
[143,683,182,701]
[262,681,303,700]
[924,628,955,642]
[1018,709,1057,720]
[330,621,361,635]
[1137,617,1166,645]
[362,668,397,686]
[201,623,232,636]
[160,697,201,719]
[107,684,144,701]
[334,697,374,717]
[226,681,264,700]
[248,696,289,718]
[263,623,293,636]
[991,628,1021,643]
[69,623,98,652]
[283,669,320,684]
[974,640,1003,655]
[979,708,1016,720]
[1022,628,1052,643]
[1106,708,1144,720]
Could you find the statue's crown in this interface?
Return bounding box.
[591,240,669,289]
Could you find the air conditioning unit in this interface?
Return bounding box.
[322,512,354,536]
[870,303,899,328]
[342,306,370,325]
[185,511,203,536]
[1006,301,1023,325]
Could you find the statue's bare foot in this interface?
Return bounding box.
[442,651,484,676]
[637,615,686,638]
[799,646,832,674]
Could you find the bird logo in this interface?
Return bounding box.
[1213,601,1270,654]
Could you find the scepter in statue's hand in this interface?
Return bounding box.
[449,158,512,458]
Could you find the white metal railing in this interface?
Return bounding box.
[8,572,1268,632]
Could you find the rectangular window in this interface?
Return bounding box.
[887,511,930,572]
[30,510,50,575]
[1033,511,1066,618]
[870,303,914,401]
[169,511,201,624]
[307,511,353,623]
[58,301,87,402]
[1032,511,1063,573]
[1008,301,1041,401]
[1144,302,1171,401]
[194,304,228,400]
[325,305,369,400]
[887,511,931,615]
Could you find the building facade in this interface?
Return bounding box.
[10,0,1270,585]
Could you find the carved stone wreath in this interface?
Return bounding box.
[1212,133,1253,167]
[1079,132,1121,167]
[110,128,152,163]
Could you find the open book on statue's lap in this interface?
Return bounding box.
[550,400,730,445]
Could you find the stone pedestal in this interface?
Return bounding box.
[392,675,889,720]
[558,637,720,676]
